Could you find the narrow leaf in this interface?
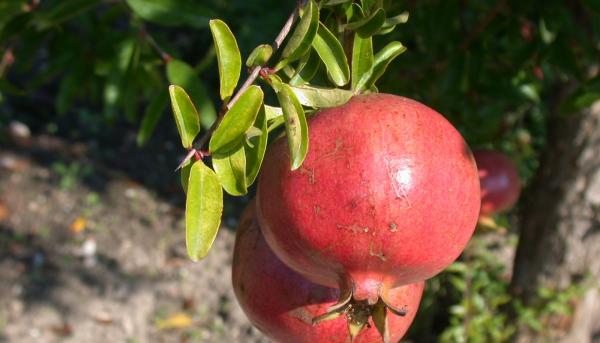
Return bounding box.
[213,144,247,196]
[279,0,319,67]
[180,160,192,193]
[209,86,264,154]
[169,85,200,149]
[273,79,309,170]
[210,19,242,101]
[245,106,268,185]
[265,105,284,121]
[137,89,169,146]
[290,49,321,86]
[346,7,386,38]
[355,41,406,92]
[290,85,353,108]
[312,22,350,87]
[246,44,273,68]
[351,34,374,90]
[166,59,217,129]
[186,161,223,261]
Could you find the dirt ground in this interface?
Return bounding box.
[0,133,268,343]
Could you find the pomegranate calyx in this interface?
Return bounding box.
[312,291,407,343]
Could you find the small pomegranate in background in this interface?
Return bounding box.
[473,149,521,215]
[257,94,480,312]
[232,202,424,343]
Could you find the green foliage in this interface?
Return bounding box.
[185,160,223,261]
[407,233,590,343]
[210,19,242,101]
[169,85,200,149]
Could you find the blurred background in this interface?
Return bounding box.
[1,0,599,342]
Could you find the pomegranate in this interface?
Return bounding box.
[473,149,521,215]
[232,202,424,343]
[257,94,480,309]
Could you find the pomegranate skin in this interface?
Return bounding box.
[473,149,521,215]
[232,203,424,343]
[257,94,480,302]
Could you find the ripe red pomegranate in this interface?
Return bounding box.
[257,94,480,308]
[232,203,424,343]
[473,149,521,215]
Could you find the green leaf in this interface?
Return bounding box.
[278,0,319,67]
[383,11,409,27]
[210,19,242,101]
[185,161,223,261]
[321,0,353,6]
[351,34,374,90]
[264,105,283,121]
[137,89,169,146]
[290,85,353,108]
[246,44,273,68]
[126,0,214,28]
[209,86,264,154]
[272,79,309,170]
[213,144,247,196]
[345,8,386,38]
[290,49,321,86]
[180,160,192,193]
[355,41,406,92]
[312,22,350,87]
[169,85,200,149]
[245,105,268,185]
[167,59,217,129]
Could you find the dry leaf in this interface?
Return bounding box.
[156,312,193,330]
[0,201,8,221]
[70,217,86,233]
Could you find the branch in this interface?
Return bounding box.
[139,25,172,62]
[191,1,304,152]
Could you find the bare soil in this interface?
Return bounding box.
[0,134,268,343]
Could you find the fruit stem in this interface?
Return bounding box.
[191,0,307,152]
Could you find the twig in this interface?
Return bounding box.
[139,25,172,62]
[188,1,305,154]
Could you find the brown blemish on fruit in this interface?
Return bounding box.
[337,223,369,234]
[299,166,315,184]
[369,242,387,261]
[288,307,313,324]
[314,205,321,215]
[389,222,398,232]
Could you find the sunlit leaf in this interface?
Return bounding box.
[213,144,247,196]
[271,77,309,170]
[246,44,273,68]
[210,19,242,101]
[290,85,353,108]
[167,59,217,129]
[351,34,373,90]
[355,41,406,92]
[290,49,321,86]
[209,85,264,154]
[169,85,200,149]
[186,161,223,261]
[278,0,319,68]
[180,160,192,193]
[245,105,268,185]
[312,22,350,86]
